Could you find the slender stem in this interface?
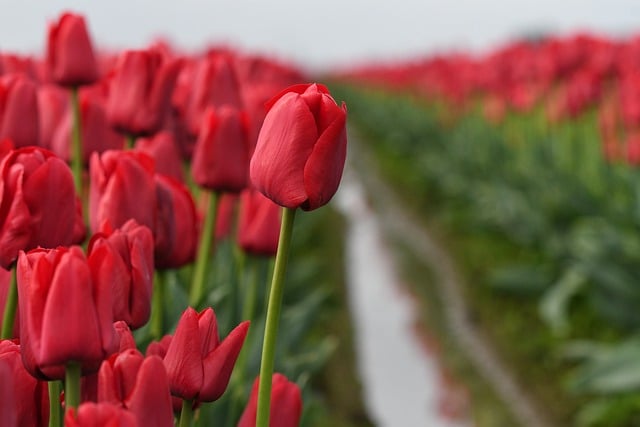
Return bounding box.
[255,207,297,427]
[125,134,136,150]
[150,270,165,339]
[1,268,17,339]
[189,191,220,307]
[64,362,81,414]
[178,400,194,427]
[70,87,83,196]
[48,381,62,427]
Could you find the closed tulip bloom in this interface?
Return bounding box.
[163,307,250,404]
[106,49,181,136]
[88,220,154,329]
[98,350,173,427]
[250,83,347,211]
[154,174,198,269]
[89,150,156,233]
[238,188,281,257]
[0,340,50,427]
[135,131,184,182]
[0,147,79,269]
[237,373,302,427]
[46,12,98,86]
[17,246,118,380]
[191,106,250,192]
[64,402,138,427]
[0,74,40,148]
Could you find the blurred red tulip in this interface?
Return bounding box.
[0,74,40,148]
[237,373,302,427]
[250,83,347,211]
[238,188,281,257]
[106,49,181,136]
[153,174,198,269]
[191,106,250,192]
[135,131,184,182]
[17,246,118,380]
[46,12,98,86]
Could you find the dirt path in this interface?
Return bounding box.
[346,130,551,427]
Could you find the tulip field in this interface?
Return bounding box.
[334,33,640,426]
[4,8,640,427]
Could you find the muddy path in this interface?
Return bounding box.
[343,129,551,427]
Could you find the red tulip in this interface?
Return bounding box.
[106,49,181,136]
[17,246,118,380]
[162,307,249,404]
[237,373,302,427]
[191,106,250,192]
[135,131,184,182]
[154,174,198,269]
[0,74,40,148]
[98,350,174,427]
[250,83,347,211]
[0,358,17,427]
[64,402,138,427]
[0,340,49,426]
[214,193,238,240]
[0,147,80,269]
[46,12,98,86]
[88,220,154,329]
[237,188,281,257]
[89,150,156,233]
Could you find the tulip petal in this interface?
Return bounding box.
[163,307,204,399]
[126,356,174,427]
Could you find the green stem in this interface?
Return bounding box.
[189,191,220,307]
[70,87,83,196]
[48,381,62,427]
[255,207,297,427]
[1,268,17,339]
[150,270,165,339]
[125,134,136,150]
[64,362,81,413]
[178,400,194,427]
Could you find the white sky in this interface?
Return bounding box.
[0,1,639,72]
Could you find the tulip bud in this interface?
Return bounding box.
[0,74,40,148]
[0,340,49,426]
[250,83,347,211]
[106,49,181,136]
[237,188,281,257]
[0,147,79,269]
[191,106,250,193]
[237,373,302,427]
[46,12,98,86]
[154,175,198,269]
[162,307,249,404]
[89,150,156,233]
[88,220,154,329]
[17,246,118,380]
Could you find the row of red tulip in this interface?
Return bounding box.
[0,10,347,427]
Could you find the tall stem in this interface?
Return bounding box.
[64,361,81,414]
[70,87,83,196]
[179,400,194,427]
[189,190,219,307]
[1,268,17,339]
[150,270,165,339]
[48,381,62,427]
[255,207,296,427]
